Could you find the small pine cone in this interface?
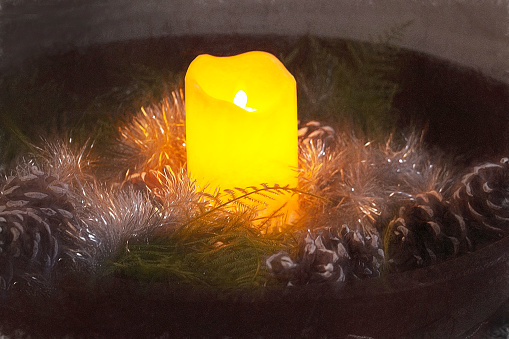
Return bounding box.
[265,252,298,284]
[451,158,509,244]
[298,120,336,150]
[386,190,468,271]
[298,232,346,284]
[266,225,385,285]
[266,232,347,285]
[331,224,385,279]
[0,166,80,288]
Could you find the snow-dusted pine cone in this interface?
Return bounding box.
[451,158,509,245]
[266,231,347,286]
[266,224,384,285]
[331,223,384,278]
[0,166,82,288]
[298,120,336,150]
[386,190,468,271]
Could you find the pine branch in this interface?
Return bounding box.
[179,184,327,232]
[111,210,296,289]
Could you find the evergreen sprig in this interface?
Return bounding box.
[112,210,295,289]
[200,184,293,214]
[110,182,328,289]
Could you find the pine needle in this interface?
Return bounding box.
[112,211,295,289]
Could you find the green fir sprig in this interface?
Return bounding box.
[110,183,328,288]
[112,209,296,289]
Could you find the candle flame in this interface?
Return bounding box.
[233,90,257,112]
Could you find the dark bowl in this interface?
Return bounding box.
[0,35,508,338]
[2,235,509,338]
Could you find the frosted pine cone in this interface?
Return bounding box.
[451,158,509,245]
[332,224,384,278]
[386,190,468,271]
[266,231,347,285]
[0,165,83,288]
[298,120,336,151]
[266,224,384,285]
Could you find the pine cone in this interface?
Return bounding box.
[298,120,336,151]
[0,166,81,288]
[266,224,384,285]
[265,252,299,285]
[266,231,347,285]
[297,232,346,284]
[451,158,509,245]
[332,224,384,279]
[386,190,468,271]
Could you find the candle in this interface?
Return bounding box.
[185,51,298,221]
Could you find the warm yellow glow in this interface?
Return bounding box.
[185,51,298,222]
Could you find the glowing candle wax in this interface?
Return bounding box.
[185,51,298,219]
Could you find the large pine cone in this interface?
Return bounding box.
[386,190,468,271]
[0,166,81,288]
[451,158,509,246]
